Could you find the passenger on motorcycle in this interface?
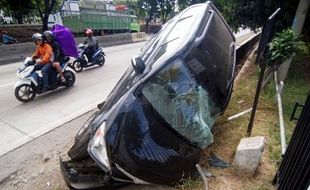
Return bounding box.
[43,30,66,82]
[31,33,53,92]
[83,29,98,62]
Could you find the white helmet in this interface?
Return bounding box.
[32,33,43,41]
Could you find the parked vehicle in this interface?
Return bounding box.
[49,0,140,34]
[71,44,105,72]
[15,57,75,103]
[61,2,236,189]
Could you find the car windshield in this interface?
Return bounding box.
[140,59,221,148]
[139,5,207,66]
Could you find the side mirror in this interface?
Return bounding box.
[97,101,105,109]
[131,56,145,74]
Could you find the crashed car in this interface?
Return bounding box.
[61,2,236,189]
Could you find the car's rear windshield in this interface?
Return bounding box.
[140,5,208,67]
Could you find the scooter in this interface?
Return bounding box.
[71,44,105,72]
[15,57,76,103]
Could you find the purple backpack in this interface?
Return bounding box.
[51,24,78,58]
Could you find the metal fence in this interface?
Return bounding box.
[273,91,310,190]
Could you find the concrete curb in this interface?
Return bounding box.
[0,32,146,65]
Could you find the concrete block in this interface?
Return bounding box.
[233,136,266,176]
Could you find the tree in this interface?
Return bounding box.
[0,0,35,24]
[34,0,61,31]
[212,0,310,35]
[138,0,158,32]
[158,0,176,23]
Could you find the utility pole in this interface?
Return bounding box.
[277,0,310,82]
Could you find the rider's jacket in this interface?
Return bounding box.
[84,36,98,49]
[32,43,53,64]
[50,40,65,62]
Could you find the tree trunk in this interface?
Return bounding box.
[14,11,23,24]
[42,14,49,31]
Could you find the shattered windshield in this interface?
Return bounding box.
[141,59,220,148]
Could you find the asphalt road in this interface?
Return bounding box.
[0,30,257,157]
[0,41,146,156]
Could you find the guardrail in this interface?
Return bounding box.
[0,32,146,65]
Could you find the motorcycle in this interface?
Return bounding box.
[71,44,105,72]
[15,57,76,103]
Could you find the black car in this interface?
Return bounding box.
[60,2,236,189]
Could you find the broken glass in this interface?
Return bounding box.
[141,59,220,148]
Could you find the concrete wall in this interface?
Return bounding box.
[0,32,146,65]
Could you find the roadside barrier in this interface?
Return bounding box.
[0,32,146,65]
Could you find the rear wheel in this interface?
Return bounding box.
[97,54,105,66]
[64,70,75,87]
[15,84,37,103]
[72,60,83,72]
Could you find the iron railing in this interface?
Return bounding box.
[273,91,310,190]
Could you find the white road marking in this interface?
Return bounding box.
[0,82,15,88]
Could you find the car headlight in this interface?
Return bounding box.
[88,121,111,172]
[75,112,98,141]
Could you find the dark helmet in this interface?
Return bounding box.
[32,33,43,41]
[43,30,54,42]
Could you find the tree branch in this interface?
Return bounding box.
[34,0,43,19]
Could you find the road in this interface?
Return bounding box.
[0,42,146,156]
[0,30,257,157]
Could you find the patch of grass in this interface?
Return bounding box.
[177,178,203,190]
[204,53,309,190]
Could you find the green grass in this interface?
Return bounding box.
[204,53,309,190]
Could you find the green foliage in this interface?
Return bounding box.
[33,0,62,31]
[158,0,176,22]
[0,0,36,24]
[211,0,310,38]
[267,29,309,67]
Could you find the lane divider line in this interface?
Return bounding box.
[0,82,15,88]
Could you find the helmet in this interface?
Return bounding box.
[85,28,93,36]
[32,33,43,41]
[43,30,54,42]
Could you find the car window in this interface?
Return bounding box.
[184,12,235,110]
[151,15,195,62]
[140,59,220,148]
[140,20,174,63]
[140,5,208,67]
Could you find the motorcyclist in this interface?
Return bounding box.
[83,29,98,62]
[31,33,53,92]
[43,30,66,82]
